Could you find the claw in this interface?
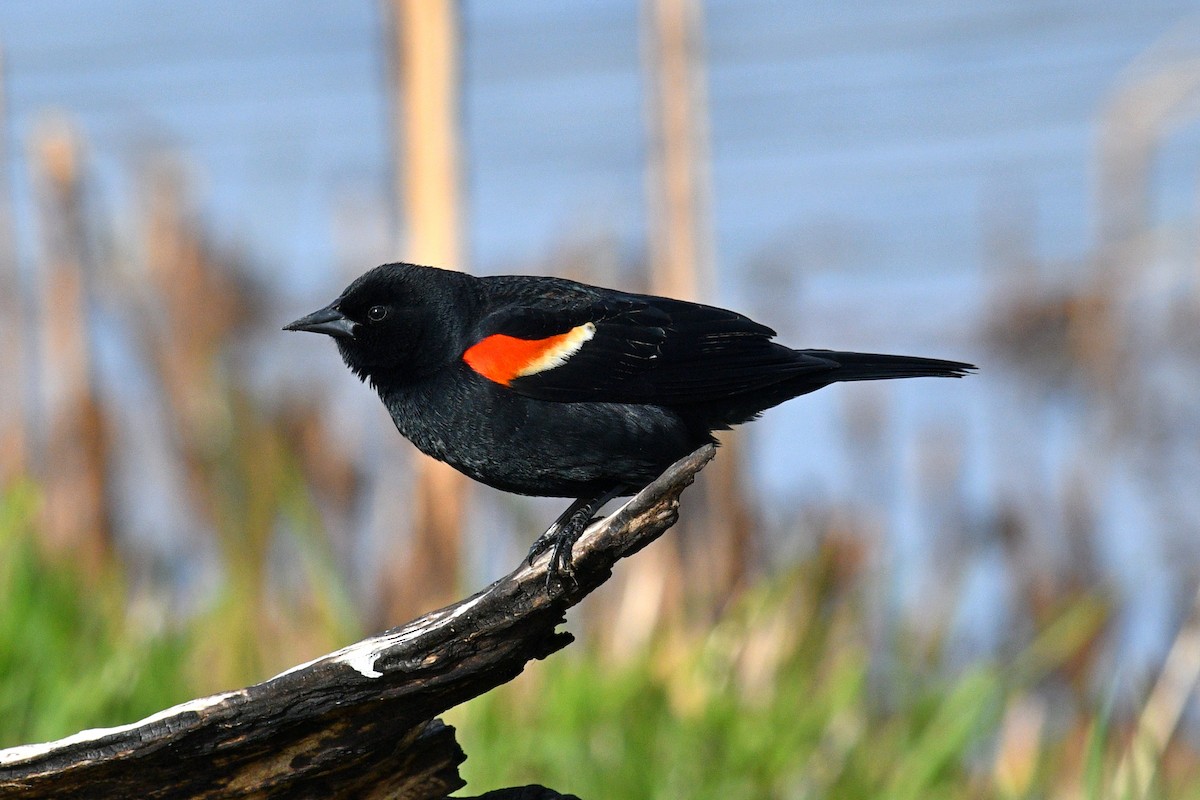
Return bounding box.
[526,527,560,567]
[547,535,578,590]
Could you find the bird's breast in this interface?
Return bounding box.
[379,365,697,497]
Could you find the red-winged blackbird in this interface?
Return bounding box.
[286,262,974,582]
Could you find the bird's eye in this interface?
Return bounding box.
[367,305,388,322]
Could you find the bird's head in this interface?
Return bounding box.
[284,262,477,389]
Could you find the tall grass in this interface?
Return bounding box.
[452,558,999,799]
[0,483,191,746]
[451,554,1194,800]
[0,453,358,748]
[2,481,1198,798]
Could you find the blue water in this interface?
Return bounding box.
[0,1,1193,285]
[1,0,1198,686]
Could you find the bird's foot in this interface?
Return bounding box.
[526,490,621,590]
[526,510,594,590]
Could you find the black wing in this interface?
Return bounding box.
[468,276,838,404]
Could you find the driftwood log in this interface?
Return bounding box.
[0,445,716,800]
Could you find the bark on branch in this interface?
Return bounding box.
[0,445,716,800]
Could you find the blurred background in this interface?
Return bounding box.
[2,0,1200,797]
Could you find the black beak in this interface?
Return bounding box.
[283,305,358,339]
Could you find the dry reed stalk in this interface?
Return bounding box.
[0,48,26,484]
[28,116,113,577]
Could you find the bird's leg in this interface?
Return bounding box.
[527,488,622,587]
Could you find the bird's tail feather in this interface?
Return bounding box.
[806,350,976,382]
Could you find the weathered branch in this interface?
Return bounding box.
[0,445,716,799]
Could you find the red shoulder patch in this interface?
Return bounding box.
[463,323,596,385]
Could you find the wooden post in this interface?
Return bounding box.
[384,0,469,620]
[640,0,753,620]
[643,0,714,302]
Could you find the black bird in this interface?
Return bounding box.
[285,262,973,582]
